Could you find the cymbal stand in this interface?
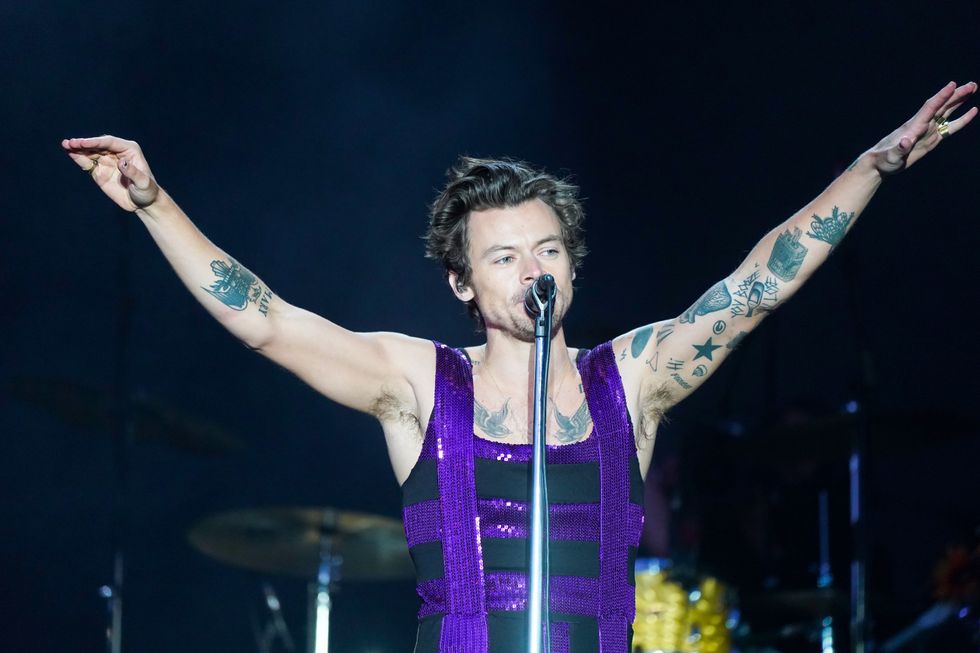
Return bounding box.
[840,242,876,653]
[253,583,295,653]
[308,516,339,653]
[101,210,135,653]
[818,489,835,653]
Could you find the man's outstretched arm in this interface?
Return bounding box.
[616,81,977,414]
[62,135,431,416]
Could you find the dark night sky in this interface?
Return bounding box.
[2,2,978,651]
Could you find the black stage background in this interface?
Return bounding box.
[2,2,978,651]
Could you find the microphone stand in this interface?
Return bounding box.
[526,275,556,653]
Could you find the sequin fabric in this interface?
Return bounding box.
[432,343,488,651]
[401,341,642,652]
[581,341,635,651]
[417,573,600,616]
[552,621,570,653]
[479,500,594,541]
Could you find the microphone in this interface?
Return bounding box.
[523,274,556,317]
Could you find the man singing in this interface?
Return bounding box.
[63,81,976,652]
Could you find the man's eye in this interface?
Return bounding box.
[494,256,514,265]
[542,248,560,257]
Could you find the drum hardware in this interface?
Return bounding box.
[253,583,295,653]
[10,370,241,651]
[188,506,413,653]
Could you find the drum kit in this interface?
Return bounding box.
[188,506,414,653]
[11,376,979,653]
[9,376,417,653]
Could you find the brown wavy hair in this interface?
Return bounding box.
[424,156,588,328]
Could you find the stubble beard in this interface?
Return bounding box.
[504,291,569,343]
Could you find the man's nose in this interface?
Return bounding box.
[522,256,545,283]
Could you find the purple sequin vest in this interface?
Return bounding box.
[401,341,645,653]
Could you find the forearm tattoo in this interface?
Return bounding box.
[731,266,778,318]
[202,257,274,316]
[807,206,854,250]
[767,226,809,281]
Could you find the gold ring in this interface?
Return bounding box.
[937,120,950,138]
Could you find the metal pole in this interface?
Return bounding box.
[310,515,334,653]
[104,209,133,653]
[526,275,555,653]
[818,490,835,653]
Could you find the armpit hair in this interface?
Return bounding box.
[370,389,423,441]
[637,382,673,449]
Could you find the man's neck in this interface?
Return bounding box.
[480,325,576,393]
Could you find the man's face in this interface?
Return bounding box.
[452,199,574,342]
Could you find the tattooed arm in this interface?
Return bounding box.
[62,136,431,418]
[615,82,977,413]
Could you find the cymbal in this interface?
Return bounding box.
[740,410,979,464]
[188,507,414,580]
[7,377,242,456]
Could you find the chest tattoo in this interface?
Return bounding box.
[474,398,513,438]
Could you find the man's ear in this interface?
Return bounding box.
[448,272,475,302]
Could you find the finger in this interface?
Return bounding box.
[945,105,978,137]
[65,150,98,171]
[939,81,978,119]
[117,156,151,190]
[913,81,957,123]
[63,135,135,154]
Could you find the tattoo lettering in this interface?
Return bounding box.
[712,320,726,335]
[767,226,808,281]
[692,337,722,361]
[619,349,627,361]
[631,325,654,358]
[692,364,707,377]
[666,358,684,371]
[731,270,778,318]
[681,281,732,324]
[671,373,692,390]
[474,398,513,438]
[807,206,854,249]
[257,289,273,316]
[555,399,593,443]
[726,331,748,350]
[203,258,273,314]
[656,322,675,345]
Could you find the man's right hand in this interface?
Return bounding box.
[62,133,435,485]
[62,135,160,211]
